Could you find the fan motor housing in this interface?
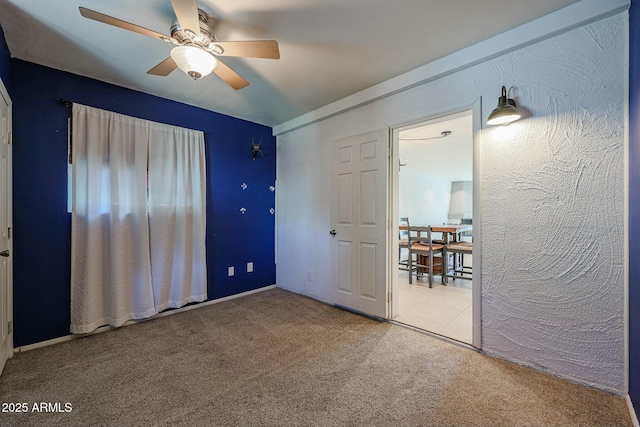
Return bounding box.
[170,8,222,54]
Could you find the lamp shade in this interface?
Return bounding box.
[448,181,473,220]
[170,46,217,79]
[487,86,522,126]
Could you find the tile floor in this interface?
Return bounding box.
[393,269,472,344]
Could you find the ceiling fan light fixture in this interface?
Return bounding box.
[487,86,522,126]
[170,45,217,79]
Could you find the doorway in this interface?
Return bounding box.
[390,104,480,347]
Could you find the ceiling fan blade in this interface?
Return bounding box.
[147,57,178,76]
[79,7,172,43]
[214,41,280,59]
[170,0,201,35]
[213,59,249,90]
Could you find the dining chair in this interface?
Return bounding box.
[399,217,410,270]
[443,241,472,283]
[407,225,444,288]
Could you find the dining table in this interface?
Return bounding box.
[430,224,472,244]
[400,224,472,244]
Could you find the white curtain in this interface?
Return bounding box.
[148,125,207,312]
[70,104,207,334]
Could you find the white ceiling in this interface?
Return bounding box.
[0,0,580,127]
[399,112,473,182]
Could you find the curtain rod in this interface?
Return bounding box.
[60,99,72,108]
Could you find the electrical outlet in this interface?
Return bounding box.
[247,262,254,273]
[228,266,234,276]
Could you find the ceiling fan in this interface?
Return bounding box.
[79,0,280,90]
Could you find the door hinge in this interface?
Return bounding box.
[387,292,392,303]
[8,321,12,334]
[7,132,12,145]
[7,227,10,239]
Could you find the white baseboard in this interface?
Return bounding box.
[628,394,640,427]
[15,285,277,353]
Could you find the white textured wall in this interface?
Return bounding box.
[276,125,332,302]
[276,14,625,393]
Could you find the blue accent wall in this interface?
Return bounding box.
[630,0,640,418]
[10,59,276,347]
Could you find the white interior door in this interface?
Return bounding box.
[0,80,12,375]
[331,128,389,318]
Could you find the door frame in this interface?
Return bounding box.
[387,97,482,348]
[0,76,13,373]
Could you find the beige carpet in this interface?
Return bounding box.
[0,288,632,427]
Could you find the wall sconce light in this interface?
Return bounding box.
[487,86,522,126]
[252,138,263,160]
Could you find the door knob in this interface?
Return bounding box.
[0,250,9,257]
[329,230,336,236]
